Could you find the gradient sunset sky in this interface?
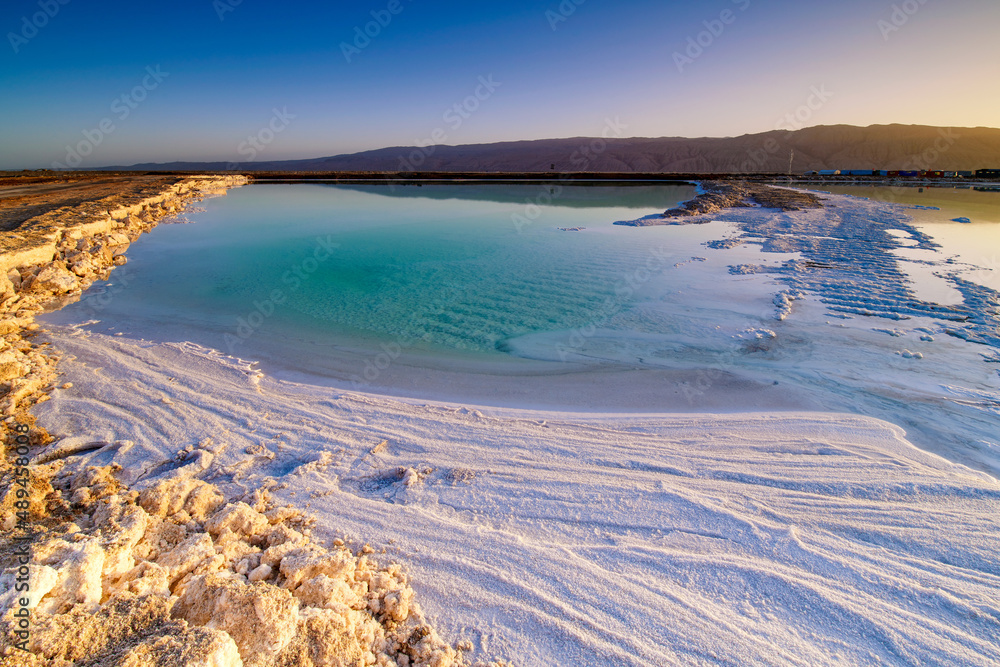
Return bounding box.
[1,0,998,169]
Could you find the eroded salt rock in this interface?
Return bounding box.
[293,574,354,612]
[1,460,480,667]
[28,263,79,294]
[67,464,125,504]
[265,506,302,525]
[118,561,171,598]
[135,516,189,562]
[20,593,243,667]
[273,605,375,667]
[0,271,14,302]
[278,547,358,591]
[114,628,243,667]
[156,532,216,587]
[205,502,270,539]
[261,539,304,569]
[262,523,306,548]
[772,289,804,321]
[137,476,224,521]
[92,496,149,584]
[214,528,262,571]
[174,572,300,662]
[32,538,105,614]
[185,482,227,520]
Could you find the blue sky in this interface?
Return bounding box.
[1,0,998,168]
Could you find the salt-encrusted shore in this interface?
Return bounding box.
[0,176,486,666]
[0,174,247,424]
[24,328,1000,666]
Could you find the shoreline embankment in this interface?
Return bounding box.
[0,175,247,426]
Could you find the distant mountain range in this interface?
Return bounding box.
[101,124,1000,173]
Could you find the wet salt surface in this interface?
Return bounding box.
[814,185,1000,292]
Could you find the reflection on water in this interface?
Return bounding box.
[335,182,698,209]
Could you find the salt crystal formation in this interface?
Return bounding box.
[771,289,804,321]
[0,463,484,666]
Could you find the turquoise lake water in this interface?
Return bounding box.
[47,183,713,383]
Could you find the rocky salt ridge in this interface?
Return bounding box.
[613,181,824,226]
[0,177,492,666]
[1,461,481,666]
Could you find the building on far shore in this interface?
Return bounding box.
[802,169,994,179]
